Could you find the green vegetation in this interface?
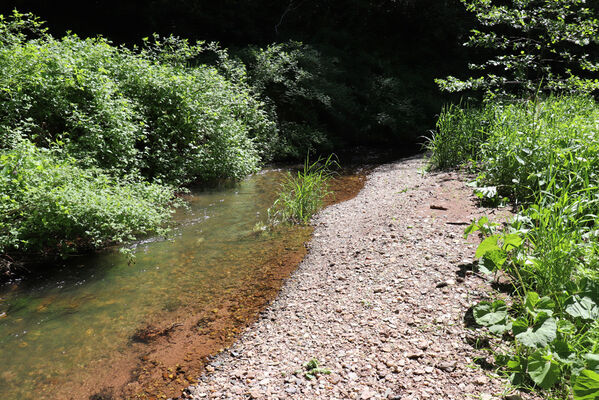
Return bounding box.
[0,1,477,265]
[431,2,599,396]
[0,141,177,258]
[269,156,337,224]
[0,11,278,264]
[295,358,331,380]
[430,96,599,398]
[437,0,599,96]
[0,13,274,184]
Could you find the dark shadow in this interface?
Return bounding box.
[464,333,490,350]
[456,261,477,278]
[463,305,477,328]
[491,279,517,295]
[89,388,114,400]
[473,356,495,371]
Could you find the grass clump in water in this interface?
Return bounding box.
[269,155,337,224]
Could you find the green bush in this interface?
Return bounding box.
[0,12,276,184]
[0,141,177,257]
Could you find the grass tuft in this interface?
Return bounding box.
[269,155,338,224]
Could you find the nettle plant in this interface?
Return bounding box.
[437,0,599,96]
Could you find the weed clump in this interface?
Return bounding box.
[294,358,331,380]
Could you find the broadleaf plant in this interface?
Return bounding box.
[436,0,599,96]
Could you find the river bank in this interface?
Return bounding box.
[181,155,537,400]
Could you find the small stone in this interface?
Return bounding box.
[204,365,215,373]
[328,373,341,384]
[233,387,244,395]
[249,389,263,399]
[285,386,297,394]
[406,351,424,359]
[504,395,523,400]
[416,341,429,350]
[475,376,489,385]
[424,366,434,373]
[361,389,376,399]
[436,361,456,372]
[480,394,493,400]
[348,372,359,380]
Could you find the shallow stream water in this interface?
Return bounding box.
[0,169,313,400]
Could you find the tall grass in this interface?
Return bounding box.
[269,155,338,224]
[426,101,494,169]
[431,96,599,399]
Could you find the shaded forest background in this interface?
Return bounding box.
[0,0,474,152]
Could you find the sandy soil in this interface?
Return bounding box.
[175,155,535,400]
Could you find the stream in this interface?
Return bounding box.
[0,168,322,400]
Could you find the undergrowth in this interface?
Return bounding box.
[430,95,599,399]
[0,141,179,258]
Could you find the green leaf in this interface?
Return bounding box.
[557,318,576,335]
[573,369,599,400]
[473,300,510,334]
[478,256,497,275]
[507,355,527,386]
[585,354,599,374]
[527,350,560,389]
[502,233,523,250]
[565,295,599,320]
[513,313,557,348]
[485,249,507,269]
[474,186,497,199]
[551,340,576,365]
[525,291,540,310]
[536,296,555,316]
[525,292,555,317]
[475,235,500,258]
[464,220,480,238]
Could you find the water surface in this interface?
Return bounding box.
[0,169,312,399]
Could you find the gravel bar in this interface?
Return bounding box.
[180,155,532,400]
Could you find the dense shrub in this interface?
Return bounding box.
[0,12,276,184]
[0,141,177,257]
[0,12,279,262]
